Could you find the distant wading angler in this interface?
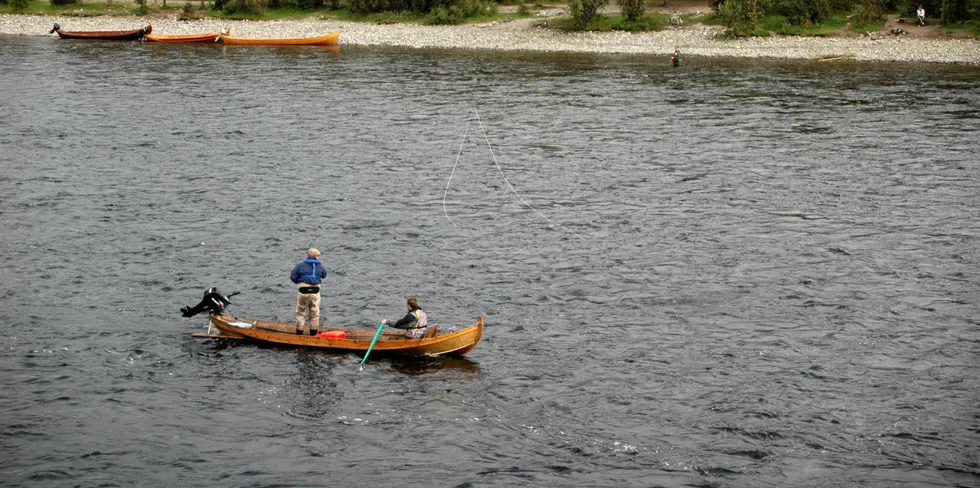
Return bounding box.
[382,297,429,338]
[290,248,327,335]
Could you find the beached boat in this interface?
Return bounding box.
[50,23,151,40]
[217,30,340,46]
[144,28,229,43]
[193,313,483,357]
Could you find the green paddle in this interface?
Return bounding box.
[359,323,385,371]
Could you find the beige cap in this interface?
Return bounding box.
[307,248,321,258]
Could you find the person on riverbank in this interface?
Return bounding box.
[671,46,681,67]
[917,5,926,25]
[290,248,327,335]
[382,297,429,338]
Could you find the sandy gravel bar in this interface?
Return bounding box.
[2,13,979,64]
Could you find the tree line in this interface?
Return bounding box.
[710,0,979,35]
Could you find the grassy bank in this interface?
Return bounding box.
[0,0,535,23]
[2,0,977,37]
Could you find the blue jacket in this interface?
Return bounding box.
[290,258,326,285]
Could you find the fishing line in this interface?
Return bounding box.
[331,248,393,272]
[443,119,471,229]
[471,107,588,240]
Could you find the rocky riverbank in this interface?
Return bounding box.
[2,12,979,64]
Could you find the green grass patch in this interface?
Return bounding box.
[451,9,534,25]
[695,12,725,26]
[0,0,223,17]
[758,13,849,36]
[0,0,136,16]
[549,13,668,32]
[941,20,980,38]
[318,9,427,24]
[680,13,710,25]
[320,8,530,25]
[851,17,885,33]
[1,0,527,24]
[208,7,331,20]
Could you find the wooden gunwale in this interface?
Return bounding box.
[144,33,223,43]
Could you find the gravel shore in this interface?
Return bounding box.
[3,13,979,64]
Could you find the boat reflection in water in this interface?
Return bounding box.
[388,356,482,376]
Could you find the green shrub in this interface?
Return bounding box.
[11,0,31,10]
[717,0,772,35]
[426,0,496,23]
[759,13,792,30]
[771,0,818,24]
[615,13,665,31]
[857,0,883,25]
[569,0,608,27]
[342,0,400,14]
[428,3,463,23]
[179,1,201,19]
[277,0,325,8]
[769,0,856,25]
[620,0,645,22]
[517,0,530,15]
[223,0,266,14]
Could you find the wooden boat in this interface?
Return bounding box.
[217,30,340,46]
[193,313,483,357]
[50,23,151,41]
[144,28,229,43]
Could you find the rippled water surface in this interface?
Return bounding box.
[1,36,978,487]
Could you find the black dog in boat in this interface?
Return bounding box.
[181,288,239,317]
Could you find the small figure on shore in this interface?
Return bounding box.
[290,248,327,336]
[381,297,429,338]
[917,5,926,26]
[671,46,681,68]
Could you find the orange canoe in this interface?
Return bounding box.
[50,23,151,40]
[144,28,229,43]
[217,30,339,46]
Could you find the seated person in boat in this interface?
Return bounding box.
[382,297,429,338]
[290,248,327,336]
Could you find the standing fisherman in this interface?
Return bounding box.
[671,46,681,68]
[290,248,327,336]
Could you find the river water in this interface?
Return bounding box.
[1,36,978,487]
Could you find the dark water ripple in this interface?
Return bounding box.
[1,36,979,487]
